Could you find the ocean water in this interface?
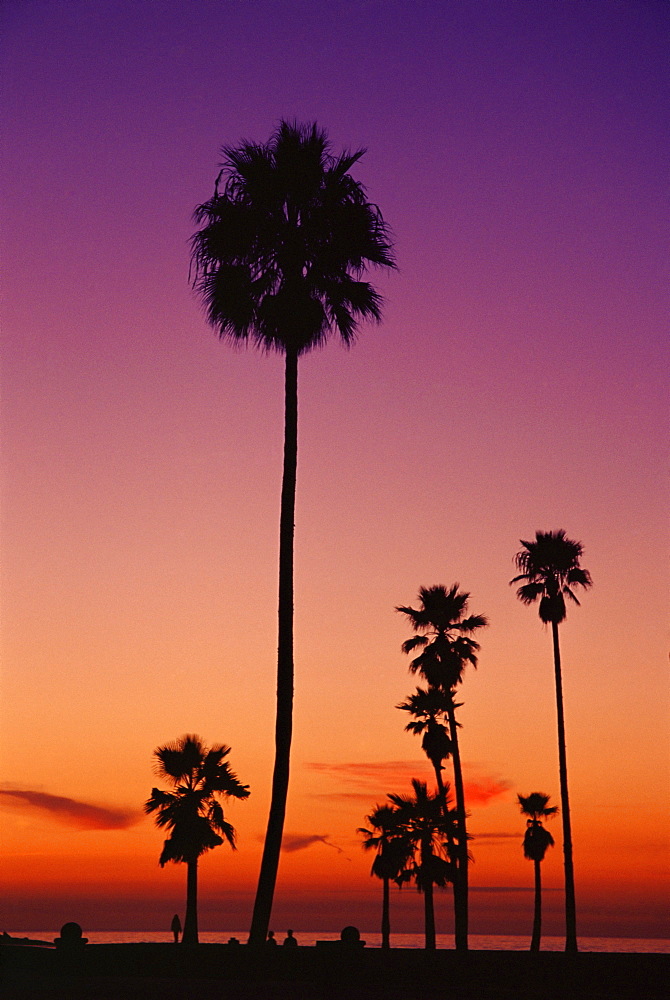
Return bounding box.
[16,931,670,953]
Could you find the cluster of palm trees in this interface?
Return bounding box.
[359,583,484,951]
[359,530,591,951]
[146,122,591,950]
[359,781,457,950]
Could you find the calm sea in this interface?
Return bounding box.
[17,931,670,953]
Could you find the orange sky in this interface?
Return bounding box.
[1,1,668,939]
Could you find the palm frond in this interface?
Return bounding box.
[518,792,558,819]
[401,635,428,655]
[514,581,544,605]
[458,614,490,632]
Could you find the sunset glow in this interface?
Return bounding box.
[2,0,668,941]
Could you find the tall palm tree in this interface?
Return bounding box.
[397,585,488,951]
[388,780,455,950]
[191,121,394,945]
[358,804,409,949]
[518,792,557,952]
[144,734,249,945]
[511,530,592,953]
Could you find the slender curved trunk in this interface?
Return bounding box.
[381,876,390,949]
[447,701,468,951]
[530,858,542,952]
[249,350,298,946]
[423,865,436,950]
[433,758,457,937]
[552,620,578,953]
[433,762,456,858]
[182,859,198,945]
[433,761,448,826]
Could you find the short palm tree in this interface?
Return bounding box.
[388,780,455,950]
[518,792,557,952]
[191,121,394,945]
[145,734,250,945]
[358,804,409,949]
[397,585,488,951]
[511,531,592,953]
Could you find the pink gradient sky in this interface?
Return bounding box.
[1,1,668,938]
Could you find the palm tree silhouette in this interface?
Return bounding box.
[358,804,409,949]
[191,121,394,945]
[388,779,455,950]
[144,734,249,945]
[518,792,557,952]
[511,530,592,953]
[397,686,456,867]
[397,585,488,951]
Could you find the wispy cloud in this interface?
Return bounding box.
[280,833,350,858]
[470,886,561,893]
[0,789,141,830]
[471,831,519,844]
[462,769,513,805]
[305,761,511,806]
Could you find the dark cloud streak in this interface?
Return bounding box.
[0,789,140,830]
[281,833,350,859]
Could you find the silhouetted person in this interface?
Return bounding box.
[282,928,298,947]
[54,922,88,949]
[266,930,277,946]
[171,913,181,943]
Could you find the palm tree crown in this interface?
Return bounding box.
[397,687,453,775]
[358,804,409,881]
[145,734,250,866]
[511,530,592,625]
[190,119,395,355]
[518,792,557,862]
[397,585,488,690]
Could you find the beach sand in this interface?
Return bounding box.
[2,943,668,999]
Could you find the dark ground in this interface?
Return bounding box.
[2,944,668,1000]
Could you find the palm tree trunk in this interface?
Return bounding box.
[433,762,456,868]
[433,759,458,938]
[447,702,468,952]
[381,876,390,949]
[424,877,436,950]
[530,858,542,952]
[249,349,298,946]
[551,620,578,953]
[182,859,198,945]
[433,762,447,820]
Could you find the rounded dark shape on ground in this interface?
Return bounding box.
[54,922,88,947]
[340,926,360,944]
